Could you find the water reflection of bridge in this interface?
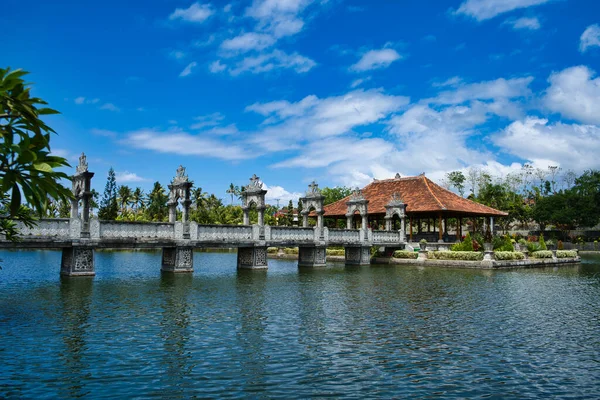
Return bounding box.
[0,154,408,276]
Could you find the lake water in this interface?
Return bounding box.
[1,250,599,399]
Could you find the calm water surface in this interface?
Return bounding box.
[1,250,599,399]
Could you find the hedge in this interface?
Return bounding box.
[326,249,345,256]
[267,247,279,254]
[284,247,299,255]
[530,250,553,259]
[393,250,418,259]
[556,250,578,258]
[428,251,483,261]
[494,251,525,261]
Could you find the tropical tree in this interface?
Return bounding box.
[226,183,239,205]
[446,171,466,196]
[117,185,132,216]
[0,67,71,239]
[98,168,118,220]
[131,187,144,215]
[146,182,168,222]
[321,186,352,205]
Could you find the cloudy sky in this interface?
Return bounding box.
[3,0,600,203]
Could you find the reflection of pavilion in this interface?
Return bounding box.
[320,174,507,243]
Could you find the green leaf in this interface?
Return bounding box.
[10,183,21,215]
[33,162,52,172]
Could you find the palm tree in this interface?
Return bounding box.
[226,183,238,205]
[192,187,205,210]
[117,185,133,216]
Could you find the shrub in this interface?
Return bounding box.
[494,251,525,261]
[518,238,528,246]
[393,250,418,259]
[539,233,547,250]
[493,235,514,252]
[267,247,279,254]
[452,232,474,251]
[530,250,553,259]
[428,251,483,261]
[527,241,541,253]
[557,240,564,250]
[419,238,427,245]
[284,247,299,255]
[326,249,345,256]
[556,250,577,258]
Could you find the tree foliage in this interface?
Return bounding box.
[0,67,71,239]
[98,167,118,220]
[321,186,352,205]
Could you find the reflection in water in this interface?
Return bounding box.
[235,269,268,393]
[58,276,94,399]
[157,273,194,397]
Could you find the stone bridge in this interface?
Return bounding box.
[0,154,407,276]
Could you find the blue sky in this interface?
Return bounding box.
[2,0,600,204]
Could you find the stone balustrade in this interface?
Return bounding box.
[372,230,402,243]
[327,229,362,244]
[195,224,254,241]
[96,220,174,239]
[268,226,315,242]
[14,219,71,238]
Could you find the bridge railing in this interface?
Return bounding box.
[15,219,72,238]
[327,228,362,244]
[194,224,254,242]
[267,226,315,242]
[96,220,174,239]
[372,230,402,244]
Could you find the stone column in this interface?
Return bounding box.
[316,211,324,228]
[302,212,308,228]
[490,216,494,235]
[237,246,268,269]
[70,199,79,219]
[384,216,392,231]
[346,214,353,229]
[61,245,95,276]
[257,207,265,226]
[243,210,250,225]
[400,217,406,242]
[298,246,327,268]
[168,203,177,223]
[344,246,371,266]
[161,247,194,273]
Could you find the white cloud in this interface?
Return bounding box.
[432,76,463,88]
[209,60,227,73]
[544,65,600,125]
[455,0,551,21]
[579,24,600,53]
[100,103,120,112]
[263,183,303,203]
[245,0,309,38]
[431,76,533,104]
[229,50,316,75]
[493,117,600,170]
[350,77,371,88]
[350,48,402,72]
[169,2,214,23]
[190,112,225,129]
[90,128,118,138]
[115,171,149,183]
[123,128,252,160]
[74,96,86,105]
[74,97,100,105]
[179,62,198,77]
[504,16,541,30]
[169,50,187,60]
[220,32,276,54]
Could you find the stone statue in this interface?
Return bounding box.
[246,174,263,191]
[76,152,88,174]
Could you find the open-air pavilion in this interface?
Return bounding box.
[319,174,508,243]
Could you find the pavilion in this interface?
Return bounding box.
[319,174,508,243]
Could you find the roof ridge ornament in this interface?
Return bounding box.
[245,173,264,192]
[349,187,366,201]
[172,165,189,185]
[395,173,401,179]
[304,180,323,198]
[76,152,88,175]
[387,192,405,206]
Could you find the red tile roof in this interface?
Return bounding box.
[322,175,508,217]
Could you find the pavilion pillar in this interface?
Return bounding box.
[302,213,308,228]
[458,217,463,240]
[409,216,413,242]
[385,217,392,231]
[243,210,250,225]
[490,217,494,235]
[346,215,353,229]
[438,213,443,242]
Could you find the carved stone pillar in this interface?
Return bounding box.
[61,246,95,276]
[346,188,369,233]
[161,247,194,273]
[237,246,268,269]
[298,246,327,268]
[168,203,177,223]
[344,246,371,266]
[71,153,94,238]
[241,174,268,226]
[299,181,325,229]
[257,207,265,227]
[384,216,392,231]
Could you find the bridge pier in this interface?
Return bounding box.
[298,246,327,268]
[344,245,372,266]
[237,246,268,270]
[161,247,194,273]
[61,245,95,276]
